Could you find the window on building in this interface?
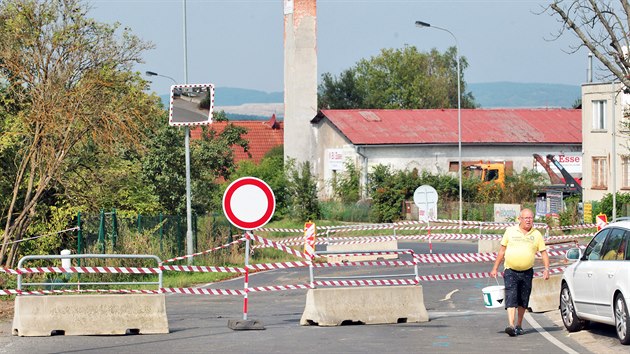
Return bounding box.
[592,156,608,189]
[592,100,607,130]
[623,156,630,189]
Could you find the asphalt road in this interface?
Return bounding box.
[0,241,626,353]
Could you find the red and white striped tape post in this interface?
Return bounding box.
[428,220,432,254]
[304,221,316,260]
[596,214,608,231]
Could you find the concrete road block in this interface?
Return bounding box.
[300,285,429,326]
[13,294,169,336]
[478,239,502,253]
[326,240,398,263]
[528,274,562,313]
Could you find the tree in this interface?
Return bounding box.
[318,46,477,109]
[141,111,249,215]
[0,0,162,266]
[285,159,320,221]
[547,1,630,87]
[226,145,288,218]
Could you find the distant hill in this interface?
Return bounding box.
[158,82,582,119]
[468,82,581,108]
[216,87,283,106]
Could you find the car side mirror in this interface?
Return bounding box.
[565,248,581,260]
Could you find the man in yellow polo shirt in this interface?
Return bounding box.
[490,208,550,337]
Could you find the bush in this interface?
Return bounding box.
[320,200,370,222]
[330,160,361,203]
[366,164,551,223]
[595,192,630,220]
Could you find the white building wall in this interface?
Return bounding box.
[361,145,580,177]
[314,118,581,200]
[581,82,630,203]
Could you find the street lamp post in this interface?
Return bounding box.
[145,71,177,86]
[415,20,462,227]
[145,69,194,265]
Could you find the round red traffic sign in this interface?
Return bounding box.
[222,177,276,230]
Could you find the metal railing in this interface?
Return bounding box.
[17,254,162,291]
[310,248,418,285]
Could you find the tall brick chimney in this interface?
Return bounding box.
[283,0,317,167]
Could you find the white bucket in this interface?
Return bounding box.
[482,285,505,308]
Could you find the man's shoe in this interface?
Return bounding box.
[515,326,524,335]
[505,326,516,337]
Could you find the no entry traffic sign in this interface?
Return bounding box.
[222,177,276,230]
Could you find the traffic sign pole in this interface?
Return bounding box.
[243,232,250,321]
[223,177,275,331]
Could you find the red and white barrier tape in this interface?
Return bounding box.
[161,238,246,264]
[324,250,413,258]
[255,227,303,233]
[161,265,246,273]
[324,236,398,245]
[550,223,597,230]
[260,234,503,249]
[16,266,161,275]
[415,253,497,264]
[417,266,565,282]
[425,219,548,229]
[414,246,570,265]
[313,278,419,287]
[248,233,311,260]
[7,244,573,276]
[0,288,161,296]
[256,220,598,236]
[0,268,19,275]
[162,287,245,296]
[245,261,310,271]
[248,284,313,292]
[546,233,594,241]
[313,260,417,268]
[0,266,569,296]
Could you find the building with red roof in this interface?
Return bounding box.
[311,108,582,198]
[191,115,283,165]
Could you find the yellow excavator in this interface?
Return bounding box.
[466,162,507,187]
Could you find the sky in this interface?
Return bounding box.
[87,0,594,97]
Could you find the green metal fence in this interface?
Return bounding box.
[76,210,234,261]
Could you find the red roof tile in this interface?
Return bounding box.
[191,118,283,164]
[313,109,581,145]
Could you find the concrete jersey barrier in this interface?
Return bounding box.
[300,285,429,326]
[13,294,169,336]
[528,274,562,313]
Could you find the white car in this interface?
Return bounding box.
[560,220,630,344]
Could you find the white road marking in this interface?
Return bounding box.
[439,289,459,301]
[525,312,580,354]
[429,310,495,320]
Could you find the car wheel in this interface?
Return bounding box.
[560,283,584,332]
[614,294,630,345]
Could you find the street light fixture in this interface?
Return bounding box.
[145,71,177,85]
[415,20,462,227]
